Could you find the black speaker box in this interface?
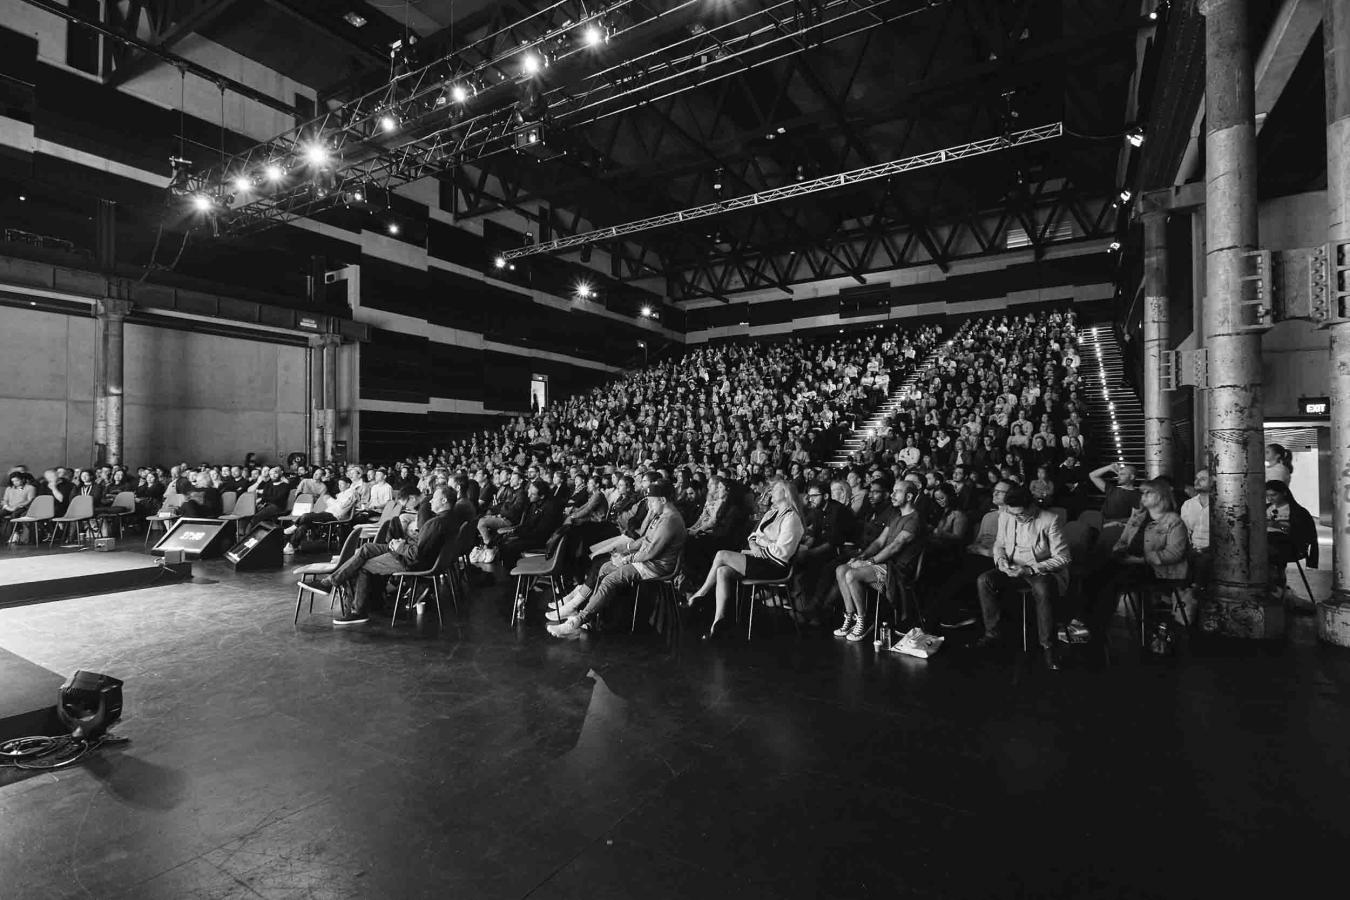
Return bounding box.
[151,517,234,560]
[225,522,286,571]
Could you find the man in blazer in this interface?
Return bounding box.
[973,485,1071,669]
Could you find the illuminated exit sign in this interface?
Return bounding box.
[1298,396,1329,416]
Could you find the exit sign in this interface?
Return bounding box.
[1299,396,1330,416]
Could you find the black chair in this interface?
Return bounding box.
[631,551,684,635]
[293,529,362,624]
[738,562,796,640]
[391,534,464,626]
[508,540,567,627]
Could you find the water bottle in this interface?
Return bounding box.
[875,621,888,651]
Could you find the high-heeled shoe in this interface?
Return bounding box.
[685,589,710,608]
[702,617,730,642]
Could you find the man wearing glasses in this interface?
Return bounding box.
[792,481,854,625]
[973,485,1072,670]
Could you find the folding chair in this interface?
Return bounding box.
[49,495,95,547]
[391,535,464,626]
[739,562,797,640]
[293,528,362,624]
[8,495,54,546]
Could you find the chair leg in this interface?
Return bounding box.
[1296,561,1315,604]
[747,586,758,640]
[631,582,642,633]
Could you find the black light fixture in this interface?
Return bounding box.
[57,671,123,740]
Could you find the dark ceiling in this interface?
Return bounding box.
[118,0,1157,299]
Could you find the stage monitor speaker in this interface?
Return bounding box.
[151,517,233,560]
[225,522,286,571]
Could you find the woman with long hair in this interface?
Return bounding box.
[687,479,804,640]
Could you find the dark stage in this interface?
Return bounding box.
[1,546,1349,900]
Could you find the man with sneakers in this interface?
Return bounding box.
[832,480,922,643]
[972,486,1071,669]
[282,467,363,554]
[544,482,686,638]
[322,485,458,626]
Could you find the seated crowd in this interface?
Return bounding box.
[2,310,1318,666]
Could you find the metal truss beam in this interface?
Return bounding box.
[502,123,1063,261]
[105,0,245,87]
[666,185,1115,302]
[185,0,944,234]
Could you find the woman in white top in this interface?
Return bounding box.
[687,479,804,641]
[1264,443,1292,484]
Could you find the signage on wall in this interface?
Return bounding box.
[1298,396,1330,416]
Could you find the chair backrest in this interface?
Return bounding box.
[375,500,401,525]
[286,489,303,512]
[333,526,363,565]
[22,495,54,521]
[64,495,94,520]
[1061,521,1095,561]
[310,495,328,515]
[111,491,136,513]
[431,530,463,573]
[220,491,237,515]
[161,490,181,510]
[1076,509,1104,531]
[1093,522,1125,561]
[453,520,475,559]
[230,492,258,517]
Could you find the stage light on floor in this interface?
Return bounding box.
[57,671,123,740]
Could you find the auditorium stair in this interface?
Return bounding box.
[828,343,947,468]
[1076,326,1145,471]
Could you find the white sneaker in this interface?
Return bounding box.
[833,613,856,637]
[481,547,499,563]
[283,525,297,536]
[469,546,484,564]
[846,620,873,643]
[547,616,584,638]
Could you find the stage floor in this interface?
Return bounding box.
[0,550,160,586]
[1,551,1348,899]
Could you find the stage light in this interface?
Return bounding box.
[641,305,653,317]
[1118,189,1132,203]
[776,126,786,134]
[494,255,507,269]
[380,114,398,133]
[264,163,284,182]
[351,190,364,203]
[522,53,541,75]
[575,282,594,299]
[1108,240,1122,252]
[232,175,251,194]
[583,24,606,46]
[57,671,123,740]
[18,194,26,201]
[1126,125,1146,148]
[191,194,214,212]
[451,83,468,103]
[304,143,330,166]
[387,222,400,235]
[343,11,367,28]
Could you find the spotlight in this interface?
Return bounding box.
[232,175,251,194]
[18,194,25,201]
[522,53,541,75]
[304,143,330,166]
[1118,189,1132,203]
[575,282,594,299]
[776,126,786,134]
[264,163,285,182]
[387,222,400,235]
[191,194,214,212]
[640,305,653,317]
[583,24,604,46]
[57,671,123,740]
[494,255,507,269]
[380,114,398,133]
[1108,240,1122,252]
[451,83,469,103]
[1126,125,1146,148]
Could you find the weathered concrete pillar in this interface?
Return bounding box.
[1141,210,1175,479]
[322,336,340,465]
[1201,0,1278,637]
[1319,0,1350,645]
[93,298,133,466]
[307,336,326,466]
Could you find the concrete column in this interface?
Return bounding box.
[1141,210,1175,479]
[1201,0,1277,638]
[322,336,340,465]
[307,336,325,465]
[1320,0,1350,645]
[94,298,133,466]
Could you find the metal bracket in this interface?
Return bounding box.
[1159,348,1208,391]
[1267,242,1350,327]
[1327,240,1350,326]
[1236,250,1275,332]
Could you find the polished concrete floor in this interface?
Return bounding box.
[1,543,1348,899]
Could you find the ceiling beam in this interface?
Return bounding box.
[260,0,387,66]
[106,0,247,87]
[17,0,300,117]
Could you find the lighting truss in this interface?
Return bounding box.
[183,0,943,234]
[502,123,1065,260]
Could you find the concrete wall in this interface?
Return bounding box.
[0,306,305,471]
